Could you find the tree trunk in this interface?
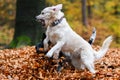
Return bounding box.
[10,0,46,48]
[87,0,92,19]
[114,3,119,15]
[81,0,87,27]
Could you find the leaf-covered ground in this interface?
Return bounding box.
[0,46,120,80]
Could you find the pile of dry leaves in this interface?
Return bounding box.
[0,46,120,80]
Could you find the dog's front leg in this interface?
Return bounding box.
[45,41,65,58]
[53,47,62,59]
[43,36,49,52]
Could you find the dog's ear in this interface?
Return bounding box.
[52,4,63,11]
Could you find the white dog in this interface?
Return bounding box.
[36,4,113,74]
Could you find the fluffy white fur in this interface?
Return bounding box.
[36,4,113,74]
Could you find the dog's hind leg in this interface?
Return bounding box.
[56,52,64,72]
[80,53,96,74]
[85,62,96,74]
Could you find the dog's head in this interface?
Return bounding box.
[36,4,64,27]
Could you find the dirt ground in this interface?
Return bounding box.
[0,46,120,80]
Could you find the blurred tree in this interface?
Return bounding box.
[81,0,87,26]
[114,2,119,15]
[0,0,16,26]
[87,0,93,19]
[0,0,119,47]
[9,0,46,48]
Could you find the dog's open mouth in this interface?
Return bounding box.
[36,19,45,26]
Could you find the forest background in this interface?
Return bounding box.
[0,0,120,49]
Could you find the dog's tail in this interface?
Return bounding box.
[94,36,113,60]
[88,27,96,45]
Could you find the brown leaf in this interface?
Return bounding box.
[0,46,119,79]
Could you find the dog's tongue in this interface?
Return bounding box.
[40,19,45,26]
[37,19,45,26]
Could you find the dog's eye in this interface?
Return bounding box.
[41,12,45,15]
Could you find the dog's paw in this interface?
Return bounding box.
[80,64,85,70]
[53,53,59,59]
[44,44,48,51]
[91,70,97,74]
[43,41,48,51]
[45,52,53,58]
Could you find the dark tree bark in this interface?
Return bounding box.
[87,0,92,19]
[81,0,87,27]
[114,4,119,15]
[10,0,46,48]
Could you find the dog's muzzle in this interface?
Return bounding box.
[36,18,45,26]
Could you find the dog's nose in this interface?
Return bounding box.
[36,16,38,19]
[36,15,41,19]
